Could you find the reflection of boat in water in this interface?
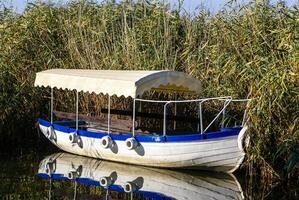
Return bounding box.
[37,153,244,200]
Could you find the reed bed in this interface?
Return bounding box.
[0,0,298,191]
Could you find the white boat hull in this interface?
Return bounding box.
[38,119,246,172]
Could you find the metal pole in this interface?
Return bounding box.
[221,100,228,128]
[173,95,177,131]
[132,99,136,136]
[242,101,249,126]
[73,181,77,200]
[197,102,200,132]
[163,102,169,136]
[76,91,79,131]
[51,87,53,124]
[199,102,203,134]
[48,178,52,200]
[108,95,111,134]
[138,101,141,126]
[203,99,232,133]
[105,189,109,200]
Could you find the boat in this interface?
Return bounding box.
[37,152,244,200]
[35,69,250,172]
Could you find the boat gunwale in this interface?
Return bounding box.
[38,118,241,143]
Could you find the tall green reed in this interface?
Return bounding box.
[0,0,298,185]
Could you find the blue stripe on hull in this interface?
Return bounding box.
[38,118,240,143]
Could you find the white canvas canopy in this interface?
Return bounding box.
[34,69,201,98]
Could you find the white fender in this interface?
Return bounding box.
[67,171,78,179]
[99,171,117,187]
[124,182,138,193]
[46,126,55,140]
[45,161,56,175]
[125,137,138,150]
[237,125,249,152]
[99,176,113,187]
[69,132,79,144]
[101,136,113,149]
[123,177,143,193]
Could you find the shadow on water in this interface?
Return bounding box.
[0,129,298,200]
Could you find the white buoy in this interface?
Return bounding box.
[46,126,55,140]
[125,137,138,150]
[123,177,143,193]
[99,171,117,187]
[99,176,113,187]
[45,161,56,175]
[68,171,78,179]
[69,132,79,144]
[101,136,113,149]
[124,182,138,193]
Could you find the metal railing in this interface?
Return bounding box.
[228,99,251,127]
[132,97,251,136]
[49,87,250,136]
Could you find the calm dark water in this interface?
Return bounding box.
[0,140,297,200]
[0,149,244,200]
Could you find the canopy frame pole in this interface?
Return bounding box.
[221,100,230,128]
[197,101,200,132]
[138,101,142,127]
[48,178,52,200]
[76,91,79,131]
[105,189,109,200]
[237,99,251,127]
[132,98,136,136]
[242,105,248,127]
[73,180,77,200]
[163,102,170,136]
[108,95,111,134]
[199,102,203,134]
[173,94,177,131]
[50,87,53,124]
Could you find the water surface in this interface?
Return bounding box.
[0,143,297,200]
[0,149,244,200]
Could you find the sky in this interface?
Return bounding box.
[1,0,298,14]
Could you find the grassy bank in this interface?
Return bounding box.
[0,0,298,186]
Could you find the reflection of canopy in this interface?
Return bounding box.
[34,69,201,97]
